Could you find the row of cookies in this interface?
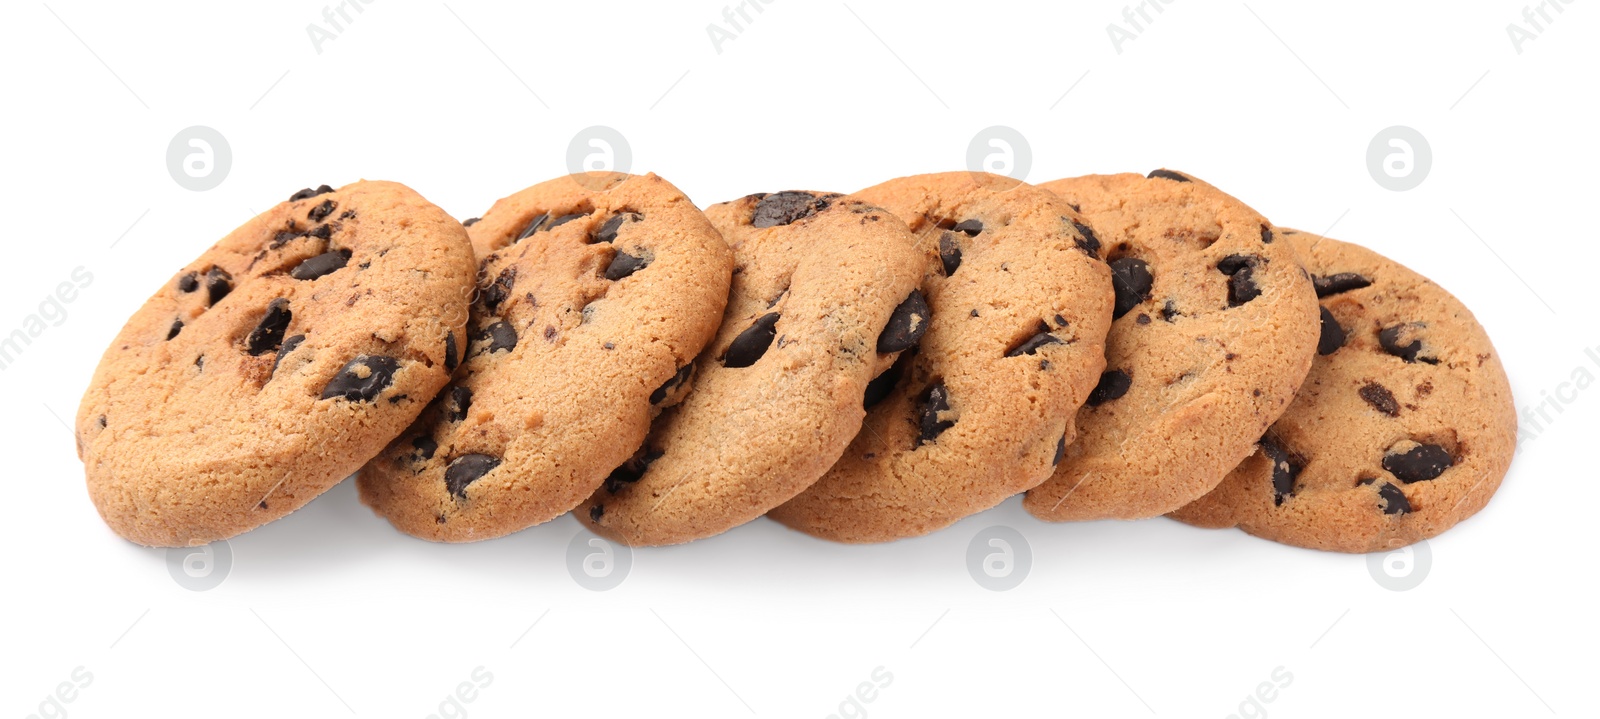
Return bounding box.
[76,170,1513,553]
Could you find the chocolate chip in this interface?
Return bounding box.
[1379,324,1436,364]
[1053,434,1066,465]
[1359,382,1400,417]
[1087,370,1131,406]
[724,313,779,368]
[411,435,438,461]
[480,267,517,313]
[594,213,640,244]
[444,454,501,499]
[1109,257,1153,319]
[877,290,929,353]
[938,232,962,276]
[290,249,352,280]
[546,212,586,230]
[1072,220,1101,258]
[1318,306,1346,355]
[1161,300,1180,322]
[603,447,663,494]
[516,212,549,241]
[1136,314,1151,325]
[177,272,199,293]
[1261,436,1303,506]
[462,217,480,227]
[605,250,648,280]
[475,321,517,355]
[306,224,333,240]
[1313,273,1373,298]
[1147,169,1191,183]
[271,229,303,248]
[446,386,472,422]
[245,298,292,356]
[917,381,954,445]
[951,219,983,236]
[444,332,459,372]
[272,334,305,375]
[205,267,233,305]
[751,191,828,228]
[97,415,107,429]
[1006,323,1063,357]
[1216,254,1262,306]
[863,353,910,409]
[320,355,401,401]
[1377,482,1411,515]
[589,504,604,521]
[288,185,334,201]
[167,319,183,340]
[650,363,694,405]
[1260,225,1274,244]
[1383,443,1453,483]
[308,199,337,222]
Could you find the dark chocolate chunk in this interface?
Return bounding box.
[545,212,586,230]
[917,381,954,445]
[1377,482,1412,514]
[444,331,459,372]
[863,353,910,409]
[446,386,472,422]
[1383,443,1453,483]
[1161,300,1180,322]
[938,232,962,276]
[1318,306,1346,355]
[288,185,334,201]
[951,219,983,236]
[589,504,604,521]
[1379,324,1435,364]
[1053,434,1066,465]
[605,249,648,280]
[724,313,780,368]
[272,334,305,375]
[751,191,828,228]
[245,298,292,356]
[650,363,694,405]
[1006,323,1063,357]
[602,448,663,494]
[290,249,351,280]
[411,435,438,461]
[306,224,333,240]
[462,217,480,227]
[1109,257,1153,319]
[1216,254,1262,306]
[475,321,517,355]
[167,319,183,340]
[444,454,501,499]
[1260,225,1274,244]
[1087,369,1132,406]
[1313,273,1373,298]
[516,212,549,241]
[205,267,233,305]
[877,290,930,353]
[319,355,401,401]
[1147,169,1191,183]
[1359,382,1400,417]
[593,212,640,244]
[480,266,517,313]
[308,199,337,222]
[177,272,199,293]
[1261,436,1303,506]
[1072,220,1101,257]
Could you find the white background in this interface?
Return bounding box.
[2,1,1594,717]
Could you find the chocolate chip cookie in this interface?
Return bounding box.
[357,173,734,541]
[1169,231,1516,552]
[76,181,477,546]
[1024,170,1320,522]
[769,172,1116,543]
[579,191,926,546]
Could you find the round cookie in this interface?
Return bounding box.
[1169,231,1516,552]
[579,191,926,546]
[1023,170,1320,522]
[76,181,477,547]
[357,173,733,542]
[769,172,1116,543]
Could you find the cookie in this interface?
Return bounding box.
[1169,231,1516,552]
[768,172,1116,543]
[76,181,477,547]
[1023,170,1320,521]
[357,173,734,542]
[578,191,926,546]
